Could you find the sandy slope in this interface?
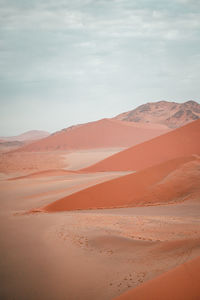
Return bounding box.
[63,148,125,170]
[83,119,200,172]
[1,169,200,300]
[15,118,169,152]
[0,151,66,175]
[37,156,200,213]
[0,148,121,175]
[114,255,200,300]
[0,141,200,300]
[0,119,200,300]
[9,169,79,180]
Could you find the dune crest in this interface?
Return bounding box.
[8,169,78,180]
[83,119,200,172]
[15,118,169,152]
[34,156,200,213]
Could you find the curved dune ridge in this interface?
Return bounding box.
[114,255,200,300]
[15,118,169,152]
[89,234,157,253]
[8,169,79,180]
[82,119,200,172]
[33,156,200,213]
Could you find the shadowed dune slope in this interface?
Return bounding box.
[114,255,200,300]
[15,118,169,152]
[82,119,200,172]
[36,156,200,213]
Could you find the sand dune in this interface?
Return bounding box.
[153,238,200,255]
[63,148,125,170]
[83,119,200,172]
[89,234,156,254]
[1,104,200,300]
[1,158,200,300]
[36,156,200,213]
[0,148,124,175]
[114,255,200,300]
[8,169,79,180]
[16,118,169,152]
[0,151,66,174]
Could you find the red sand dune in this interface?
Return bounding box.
[16,118,169,152]
[35,156,200,213]
[114,255,200,300]
[83,119,200,172]
[9,169,78,180]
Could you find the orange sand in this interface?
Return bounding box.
[1,163,200,299]
[83,119,200,172]
[16,118,169,152]
[38,156,200,212]
[1,115,200,300]
[8,169,79,180]
[114,255,200,300]
[0,148,122,175]
[0,151,66,174]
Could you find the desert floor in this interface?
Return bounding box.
[0,150,200,300]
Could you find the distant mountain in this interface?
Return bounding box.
[114,100,200,128]
[15,119,169,152]
[0,130,50,142]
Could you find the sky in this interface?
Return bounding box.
[0,0,200,136]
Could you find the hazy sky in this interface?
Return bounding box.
[0,0,200,136]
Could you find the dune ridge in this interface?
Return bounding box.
[8,169,79,180]
[33,155,199,213]
[114,255,200,300]
[82,119,200,172]
[15,118,169,152]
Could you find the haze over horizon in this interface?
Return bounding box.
[1,0,200,136]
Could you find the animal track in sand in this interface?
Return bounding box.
[137,271,146,283]
[109,272,145,293]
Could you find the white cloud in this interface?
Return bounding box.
[0,0,200,135]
